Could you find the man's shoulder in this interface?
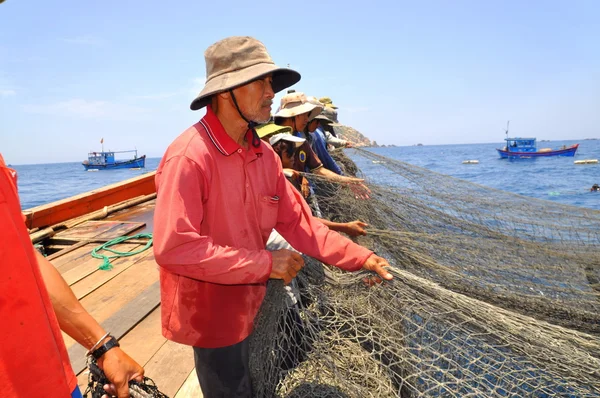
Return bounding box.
[164,123,213,161]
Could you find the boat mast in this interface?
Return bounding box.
[505,120,510,150]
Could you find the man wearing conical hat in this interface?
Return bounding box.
[152,36,392,397]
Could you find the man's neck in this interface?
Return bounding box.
[214,107,249,148]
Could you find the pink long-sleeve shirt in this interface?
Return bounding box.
[153,106,373,348]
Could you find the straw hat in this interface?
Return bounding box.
[274,92,323,120]
[269,133,305,147]
[256,122,293,139]
[190,36,301,110]
[319,97,338,109]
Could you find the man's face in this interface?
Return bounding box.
[232,75,275,123]
[273,142,296,169]
[294,112,309,132]
[307,119,319,133]
[281,146,295,169]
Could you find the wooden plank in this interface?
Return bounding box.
[174,369,204,398]
[142,339,196,397]
[68,281,161,375]
[24,171,156,229]
[45,240,90,262]
[49,237,152,246]
[51,243,99,271]
[60,243,141,285]
[54,220,145,241]
[62,255,159,348]
[70,250,154,300]
[54,221,119,239]
[93,222,145,239]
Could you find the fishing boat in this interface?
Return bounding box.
[496,121,578,158]
[82,149,146,170]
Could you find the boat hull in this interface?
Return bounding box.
[497,144,578,158]
[23,171,156,229]
[83,156,146,170]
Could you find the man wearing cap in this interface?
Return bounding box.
[153,36,392,397]
[319,106,352,148]
[305,97,344,175]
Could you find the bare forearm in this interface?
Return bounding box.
[317,218,347,233]
[35,251,107,350]
[316,166,354,183]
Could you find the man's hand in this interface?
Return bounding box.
[283,168,300,179]
[345,141,354,148]
[301,177,310,198]
[362,254,393,284]
[270,249,305,285]
[98,347,144,398]
[346,179,371,200]
[342,220,368,237]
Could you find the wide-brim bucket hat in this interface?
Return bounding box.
[312,113,334,123]
[190,36,301,111]
[321,107,342,126]
[274,92,323,120]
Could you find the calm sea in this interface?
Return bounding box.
[11,139,600,211]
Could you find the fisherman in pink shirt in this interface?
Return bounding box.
[153,36,393,398]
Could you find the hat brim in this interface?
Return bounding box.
[190,63,301,111]
[256,123,293,138]
[274,102,323,120]
[311,114,333,123]
[269,133,306,146]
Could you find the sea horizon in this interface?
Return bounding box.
[5,137,593,166]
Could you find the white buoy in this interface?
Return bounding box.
[462,160,479,164]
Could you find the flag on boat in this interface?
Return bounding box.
[100,138,104,144]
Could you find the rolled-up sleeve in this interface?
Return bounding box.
[273,167,372,271]
[153,155,272,284]
[324,130,347,148]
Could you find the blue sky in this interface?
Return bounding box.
[1,0,598,164]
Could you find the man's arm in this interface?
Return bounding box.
[323,129,348,148]
[318,219,368,237]
[36,251,143,398]
[313,166,371,199]
[274,169,391,280]
[153,155,272,284]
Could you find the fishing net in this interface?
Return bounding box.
[83,357,169,398]
[249,148,600,397]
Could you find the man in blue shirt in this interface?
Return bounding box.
[305,110,344,175]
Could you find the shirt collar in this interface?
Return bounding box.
[200,105,263,157]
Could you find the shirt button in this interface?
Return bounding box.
[237,149,242,153]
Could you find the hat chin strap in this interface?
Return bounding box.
[229,90,261,148]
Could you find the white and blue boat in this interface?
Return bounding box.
[82,149,146,170]
[496,121,578,159]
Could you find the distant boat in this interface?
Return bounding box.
[496,121,578,159]
[497,138,578,158]
[82,149,146,170]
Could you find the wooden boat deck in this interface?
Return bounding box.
[47,199,203,397]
